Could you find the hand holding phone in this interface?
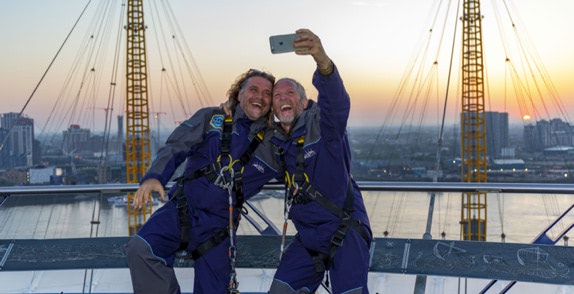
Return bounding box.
[269,33,301,54]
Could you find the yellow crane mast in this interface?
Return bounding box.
[125,0,152,236]
[460,0,487,241]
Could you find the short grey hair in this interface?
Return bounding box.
[276,78,307,101]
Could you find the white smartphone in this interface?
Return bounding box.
[269,33,300,54]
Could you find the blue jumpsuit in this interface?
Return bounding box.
[125,106,279,293]
[269,65,372,294]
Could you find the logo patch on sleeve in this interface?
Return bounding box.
[210,115,224,130]
[252,161,265,174]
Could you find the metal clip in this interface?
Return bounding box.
[214,165,235,190]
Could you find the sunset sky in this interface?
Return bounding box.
[0,0,572,134]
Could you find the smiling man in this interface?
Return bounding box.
[125,68,280,294]
[273,81,308,132]
[269,29,373,294]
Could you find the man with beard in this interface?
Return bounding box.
[125,68,280,293]
[269,29,373,294]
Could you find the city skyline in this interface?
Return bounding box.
[2,108,574,184]
[1,0,573,135]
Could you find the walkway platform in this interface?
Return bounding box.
[1,236,573,285]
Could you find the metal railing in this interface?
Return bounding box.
[1,181,573,196]
[2,181,574,293]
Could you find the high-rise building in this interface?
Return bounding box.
[485,111,509,159]
[523,118,573,152]
[523,124,538,152]
[117,115,124,141]
[0,128,9,169]
[0,112,35,168]
[0,113,19,130]
[62,124,91,155]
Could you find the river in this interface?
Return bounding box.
[1,189,573,293]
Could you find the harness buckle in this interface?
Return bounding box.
[205,162,221,176]
[175,250,191,259]
[331,218,351,247]
[342,211,353,221]
[176,201,188,210]
[233,172,243,190]
[306,189,318,201]
[331,231,346,247]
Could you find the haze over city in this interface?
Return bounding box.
[0,0,573,135]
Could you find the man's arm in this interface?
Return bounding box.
[132,108,214,209]
[293,28,350,139]
[293,28,332,75]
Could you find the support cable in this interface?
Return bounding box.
[497,0,571,234]
[97,0,127,184]
[414,1,462,292]
[0,1,93,154]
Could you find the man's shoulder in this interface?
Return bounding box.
[188,107,225,125]
[174,107,227,135]
[194,106,225,118]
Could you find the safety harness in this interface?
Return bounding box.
[280,136,370,275]
[172,115,265,293]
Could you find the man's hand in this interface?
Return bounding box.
[220,100,233,116]
[133,178,165,210]
[293,28,331,72]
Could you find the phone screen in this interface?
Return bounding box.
[269,34,300,54]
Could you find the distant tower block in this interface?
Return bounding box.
[117,115,124,141]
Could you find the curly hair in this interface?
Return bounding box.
[226,69,275,109]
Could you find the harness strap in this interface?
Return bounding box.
[220,116,233,155]
[324,181,360,269]
[237,131,265,166]
[175,173,239,259]
[175,227,231,260]
[233,131,265,209]
[179,162,222,184]
[176,130,265,194]
[293,136,306,184]
[191,227,230,260]
[174,115,266,258]
[295,182,343,217]
[174,178,191,252]
[308,180,369,272]
[284,135,369,272]
[186,131,265,208]
[173,162,221,252]
[174,178,239,257]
